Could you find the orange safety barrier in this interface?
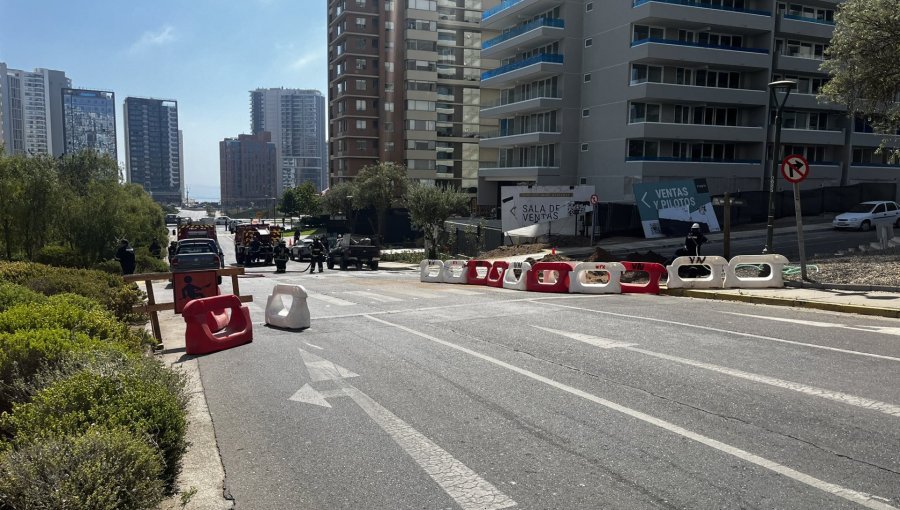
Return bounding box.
[466,260,492,285]
[486,261,508,288]
[183,294,253,355]
[619,261,666,295]
[525,262,576,293]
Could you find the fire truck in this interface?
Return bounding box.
[234,223,282,266]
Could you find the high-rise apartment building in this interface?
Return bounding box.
[62,88,117,158]
[326,0,490,192]
[123,97,183,204]
[0,65,70,156]
[250,88,327,195]
[220,131,278,207]
[477,0,900,207]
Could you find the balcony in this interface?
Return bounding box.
[482,0,559,29]
[626,82,767,106]
[630,38,770,69]
[633,0,770,15]
[626,156,761,164]
[626,122,765,142]
[480,95,563,118]
[481,53,564,88]
[778,127,844,146]
[631,0,773,31]
[482,18,565,60]
[775,54,825,75]
[479,128,561,148]
[779,14,834,39]
[478,163,560,181]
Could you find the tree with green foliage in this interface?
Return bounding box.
[405,184,471,259]
[294,181,322,217]
[321,181,359,231]
[278,187,300,218]
[821,0,900,160]
[353,162,410,240]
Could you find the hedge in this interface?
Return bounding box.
[0,295,148,350]
[0,261,144,322]
[0,328,131,413]
[0,427,164,510]
[0,281,46,312]
[1,356,188,489]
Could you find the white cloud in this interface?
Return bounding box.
[129,25,177,54]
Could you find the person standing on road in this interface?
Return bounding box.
[309,237,325,274]
[273,239,289,273]
[115,239,136,275]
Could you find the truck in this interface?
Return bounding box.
[234,223,282,266]
[177,224,218,244]
[326,234,381,270]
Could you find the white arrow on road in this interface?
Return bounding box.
[289,349,517,510]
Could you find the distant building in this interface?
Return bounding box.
[62,88,117,158]
[123,97,183,204]
[0,64,69,156]
[250,88,327,194]
[219,131,278,207]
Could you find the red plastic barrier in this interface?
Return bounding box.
[183,294,253,355]
[486,261,508,288]
[525,262,575,293]
[619,261,666,295]
[466,260,492,285]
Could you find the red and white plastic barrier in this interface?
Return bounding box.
[620,262,666,295]
[419,259,444,283]
[486,261,508,288]
[666,256,728,289]
[569,262,625,294]
[441,260,469,284]
[526,262,576,293]
[502,261,531,291]
[466,260,492,285]
[724,254,789,289]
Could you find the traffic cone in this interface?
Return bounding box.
[551,247,556,255]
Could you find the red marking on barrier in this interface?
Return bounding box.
[526,262,575,293]
[619,261,666,295]
[183,294,253,355]
[486,261,508,288]
[466,260,492,285]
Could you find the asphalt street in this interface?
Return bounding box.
[188,223,900,510]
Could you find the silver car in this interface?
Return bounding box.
[832,201,900,231]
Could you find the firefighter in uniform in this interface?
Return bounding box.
[273,239,289,273]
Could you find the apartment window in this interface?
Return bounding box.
[586,2,593,11]
[408,0,437,10]
[356,120,367,129]
[673,105,691,124]
[355,100,367,111]
[356,140,368,151]
[385,83,395,92]
[629,103,660,123]
[356,0,365,6]
[584,73,592,83]
[407,140,436,150]
[630,64,662,84]
[355,58,367,70]
[355,79,367,91]
[384,102,394,112]
[385,122,394,132]
[632,25,664,42]
[355,17,366,29]
[581,143,589,152]
[385,0,393,10]
[385,61,394,72]
[384,142,395,152]
[407,100,435,111]
[385,21,394,30]
[582,109,590,117]
[628,140,659,158]
[585,38,593,47]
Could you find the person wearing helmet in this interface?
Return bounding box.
[115,239,136,275]
[273,238,289,273]
[684,223,708,257]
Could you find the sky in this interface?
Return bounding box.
[0,0,328,201]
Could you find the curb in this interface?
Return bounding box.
[784,280,900,293]
[661,288,900,319]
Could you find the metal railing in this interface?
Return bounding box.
[783,13,835,25]
[481,53,564,81]
[625,156,762,164]
[483,0,525,20]
[633,0,771,16]
[483,18,565,49]
[481,128,560,139]
[481,94,562,109]
[630,37,769,54]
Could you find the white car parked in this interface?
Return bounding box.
[832,201,900,231]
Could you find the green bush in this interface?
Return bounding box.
[0,328,130,413]
[0,298,146,350]
[2,356,188,489]
[33,244,83,268]
[135,248,169,274]
[91,258,122,275]
[0,427,164,510]
[0,261,145,322]
[0,281,46,312]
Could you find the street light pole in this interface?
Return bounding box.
[764,80,796,254]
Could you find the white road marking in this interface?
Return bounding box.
[390,288,445,300]
[533,327,900,418]
[307,292,355,306]
[365,315,896,510]
[342,382,517,510]
[298,348,359,382]
[289,383,333,408]
[439,288,485,296]
[302,341,324,350]
[726,312,900,337]
[344,290,403,303]
[541,302,900,363]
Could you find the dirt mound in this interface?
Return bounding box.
[584,247,615,262]
[621,250,668,264]
[539,253,573,262]
[479,243,547,259]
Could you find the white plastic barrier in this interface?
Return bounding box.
[724,254,789,289]
[666,256,728,289]
[441,260,469,284]
[502,261,532,291]
[265,284,311,330]
[569,262,625,294]
[420,259,444,283]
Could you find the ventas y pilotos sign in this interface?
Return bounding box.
[632,179,720,239]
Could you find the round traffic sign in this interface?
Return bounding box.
[590,194,599,205]
[781,154,809,183]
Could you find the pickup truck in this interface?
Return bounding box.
[326,234,380,270]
